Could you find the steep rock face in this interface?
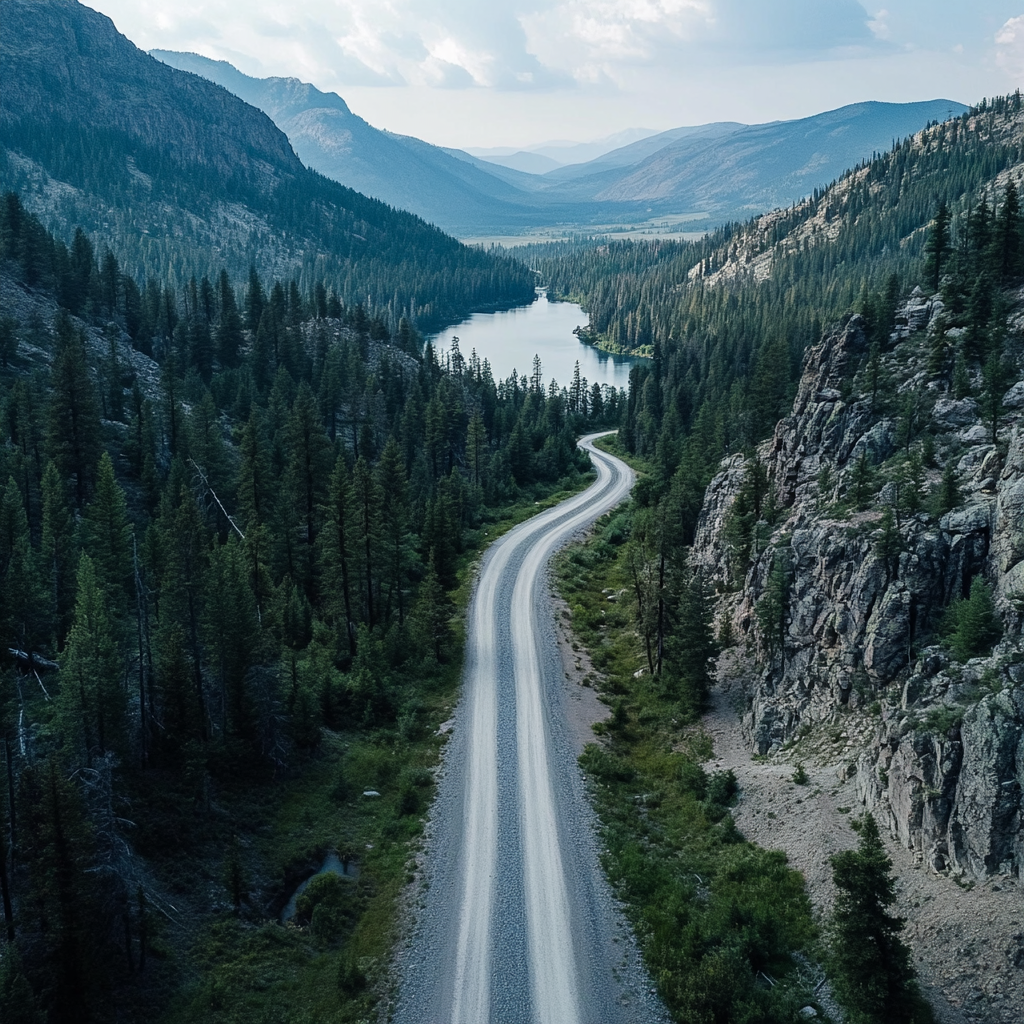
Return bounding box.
[696,301,1024,877]
[855,655,1024,878]
[2,0,302,184]
[692,453,746,586]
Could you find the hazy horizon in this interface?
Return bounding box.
[83,1,1024,149]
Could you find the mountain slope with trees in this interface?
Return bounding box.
[542,97,1024,1023]
[0,186,619,1022]
[148,50,585,237]
[0,0,535,331]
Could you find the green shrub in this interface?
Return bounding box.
[943,577,1003,661]
[580,744,635,783]
[921,705,963,736]
[677,759,709,799]
[792,763,809,785]
[706,769,738,807]
[296,872,344,921]
[337,954,366,995]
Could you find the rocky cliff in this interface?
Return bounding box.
[694,291,1024,879]
[1,0,303,184]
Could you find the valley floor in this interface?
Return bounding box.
[707,650,1023,1024]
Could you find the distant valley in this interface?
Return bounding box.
[151,50,966,240]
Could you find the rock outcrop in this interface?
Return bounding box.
[695,297,1024,878]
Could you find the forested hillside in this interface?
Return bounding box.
[542,93,1024,487]
[0,0,535,330]
[0,192,618,1022]
[545,96,1024,1024]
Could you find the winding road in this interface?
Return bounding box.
[395,433,665,1024]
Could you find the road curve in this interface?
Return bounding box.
[394,433,665,1024]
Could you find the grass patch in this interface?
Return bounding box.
[556,506,821,1023]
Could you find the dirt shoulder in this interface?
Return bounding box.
[707,650,1023,1024]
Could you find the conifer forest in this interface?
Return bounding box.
[2,3,1024,1023]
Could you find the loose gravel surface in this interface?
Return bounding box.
[393,435,666,1024]
[707,652,1024,1024]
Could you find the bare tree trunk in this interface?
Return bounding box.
[123,900,134,972]
[134,536,148,768]
[137,887,147,972]
[655,552,666,676]
[0,811,14,943]
[3,733,14,853]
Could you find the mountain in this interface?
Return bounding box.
[149,49,584,235]
[1,0,535,328]
[467,128,661,171]
[541,123,746,180]
[146,51,968,236]
[579,100,968,210]
[531,100,968,212]
[470,150,564,175]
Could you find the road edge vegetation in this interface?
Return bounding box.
[555,437,828,1023]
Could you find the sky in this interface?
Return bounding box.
[86,1,1024,148]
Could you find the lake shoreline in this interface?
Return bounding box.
[427,288,639,391]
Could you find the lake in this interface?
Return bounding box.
[428,289,639,392]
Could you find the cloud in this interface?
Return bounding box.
[523,0,879,85]
[996,15,1024,80]
[867,9,891,41]
[710,0,876,53]
[94,0,888,97]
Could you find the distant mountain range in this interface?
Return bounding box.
[151,50,967,238]
[466,129,661,174]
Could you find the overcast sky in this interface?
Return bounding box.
[88,1,1024,148]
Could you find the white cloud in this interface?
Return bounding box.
[84,1,1009,148]
[996,15,1024,79]
[868,9,891,40]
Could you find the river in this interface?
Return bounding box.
[429,289,639,392]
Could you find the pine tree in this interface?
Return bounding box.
[756,547,790,670]
[46,311,102,507]
[465,410,489,488]
[319,454,356,657]
[850,451,876,510]
[375,437,413,625]
[204,538,259,742]
[245,265,265,335]
[349,457,381,627]
[283,383,332,598]
[723,457,768,576]
[875,505,903,583]
[664,562,718,713]
[923,200,951,292]
[216,269,244,368]
[56,554,126,763]
[980,347,1008,447]
[412,554,452,662]
[994,180,1023,284]
[0,476,42,659]
[945,577,1002,661]
[17,757,100,1023]
[827,814,933,1024]
[81,452,132,618]
[41,460,78,649]
[154,624,199,758]
[931,462,960,518]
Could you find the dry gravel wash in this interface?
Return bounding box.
[706,652,1024,1024]
[393,434,666,1024]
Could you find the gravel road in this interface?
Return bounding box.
[393,433,666,1024]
